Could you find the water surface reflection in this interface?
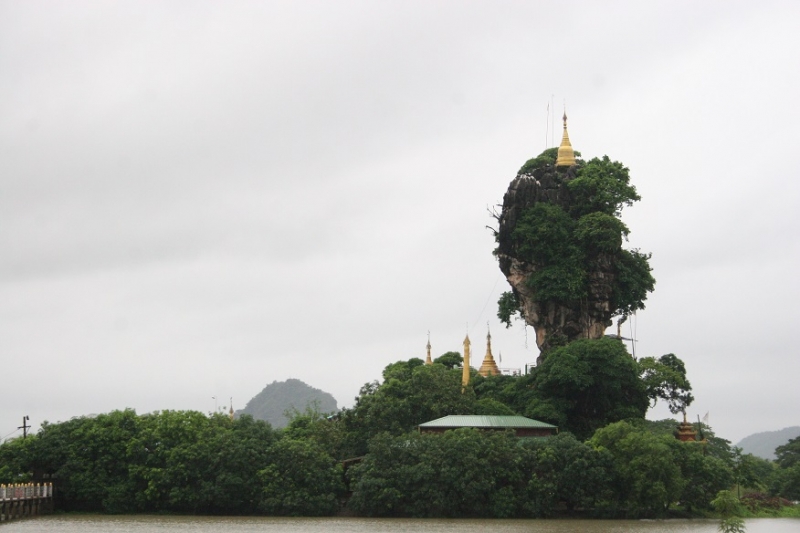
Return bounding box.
[2,515,798,533]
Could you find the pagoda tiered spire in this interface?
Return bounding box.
[555,111,576,167]
[478,328,501,377]
[425,332,432,365]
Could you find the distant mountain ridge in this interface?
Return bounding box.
[736,426,800,460]
[238,378,338,429]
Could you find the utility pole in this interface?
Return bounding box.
[18,415,30,438]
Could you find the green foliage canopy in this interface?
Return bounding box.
[0,409,348,515]
[258,438,343,516]
[525,338,649,440]
[349,429,609,518]
[433,351,462,369]
[775,436,800,469]
[340,359,476,457]
[638,353,695,414]
[591,421,686,516]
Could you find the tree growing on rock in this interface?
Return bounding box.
[494,147,655,359]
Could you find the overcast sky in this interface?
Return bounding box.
[2,1,799,445]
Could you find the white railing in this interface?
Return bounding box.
[0,483,53,501]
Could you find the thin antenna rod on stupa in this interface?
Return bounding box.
[545,101,550,150]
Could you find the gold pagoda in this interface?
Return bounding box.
[462,334,471,389]
[478,330,500,377]
[425,333,433,365]
[555,112,576,167]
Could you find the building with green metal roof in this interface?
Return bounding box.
[418,415,557,437]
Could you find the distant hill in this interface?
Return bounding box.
[736,426,800,460]
[238,378,338,429]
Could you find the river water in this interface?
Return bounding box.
[2,516,798,533]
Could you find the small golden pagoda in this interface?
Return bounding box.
[478,330,500,377]
[555,112,576,167]
[425,333,433,365]
[462,334,471,389]
[229,397,235,421]
[676,412,697,442]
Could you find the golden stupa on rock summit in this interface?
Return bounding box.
[555,111,576,167]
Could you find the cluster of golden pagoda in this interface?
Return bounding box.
[425,330,501,388]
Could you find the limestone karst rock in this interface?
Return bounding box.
[494,149,653,361]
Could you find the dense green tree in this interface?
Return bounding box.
[526,338,649,440]
[14,409,280,514]
[340,360,476,456]
[775,436,800,469]
[0,435,34,484]
[472,373,525,411]
[676,445,734,512]
[350,428,618,519]
[474,397,516,415]
[526,433,612,513]
[432,351,462,369]
[744,454,779,491]
[34,409,142,513]
[350,429,539,518]
[638,353,694,414]
[518,146,565,174]
[768,436,800,500]
[566,156,640,218]
[772,464,800,500]
[509,202,585,305]
[382,357,426,381]
[126,410,228,513]
[258,438,343,516]
[283,404,347,460]
[591,421,685,516]
[730,446,765,497]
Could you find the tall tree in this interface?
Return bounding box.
[638,353,694,414]
[525,338,649,440]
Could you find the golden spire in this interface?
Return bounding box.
[555,111,576,167]
[425,332,432,365]
[478,328,501,377]
[462,334,471,389]
[229,397,234,421]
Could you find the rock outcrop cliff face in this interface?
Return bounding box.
[496,164,614,359]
